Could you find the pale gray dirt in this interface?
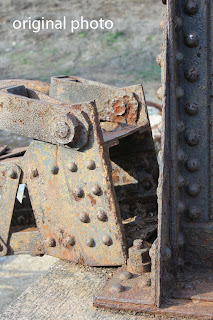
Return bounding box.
[0,0,163,316]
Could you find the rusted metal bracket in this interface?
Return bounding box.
[0,78,158,267]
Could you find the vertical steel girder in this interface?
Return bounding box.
[95,0,213,318]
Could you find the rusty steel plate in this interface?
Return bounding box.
[0,164,21,256]
[50,76,149,126]
[25,102,126,266]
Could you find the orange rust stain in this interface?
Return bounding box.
[0,102,3,108]
[112,168,120,184]
[46,206,51,212]
[88,194,96,206]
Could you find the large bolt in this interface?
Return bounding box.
[127,239,151,274]
[8,168,18,179]
[102,235,112,246]
[55,122,70,139]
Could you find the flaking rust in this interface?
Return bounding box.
[0,76,157,267]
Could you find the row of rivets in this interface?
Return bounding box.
[45,235,112,248]
[68,160,96,172]
[177,0,200,222]
[79,211,108,223]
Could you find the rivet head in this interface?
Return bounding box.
[120,270,133,280]
[51,165,59,175]
[73,187,84,198]
[176,51,184,64]
[177,149,185,162]
[79,212,90,223]
[55,122,70,139]
[176,87,184,99]
[177,176,185,188]
[178,201,185,214]
[177,120,185,133]
[185,130,199,146]
[102,235,113,246]
[31,168,39,178]
[8,169,18,179]
[184,0,199,15]
[174,16,182,31]
[87,160,96,170]
[184,32,199,47]
[185,158,200,172]
[185,67,199,82]
[68,162,77,172]
[92,184,102,196]
[97,211,107,222]
[46,237,56,247]
[186,183,201,197]
[64,236,75,246]
[184,102,199,115]
[188,206,200,221]
[110,284,125,293]
[87,237,95,247]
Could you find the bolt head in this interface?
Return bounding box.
[133,239,143,250]
[87,237,95,247]
[79,212,90,223]
[55,122,70,139]
[92,184,102,196]
[102,235,112,246]
[97,211,107,222]
[46,237,56,247]
[8,169,18,179]
[51,165,59,175]
[68,162,78,172]
[185,130,199,146]
[186,183,201,197]
[87,160,96,170]
[185,67,199,82]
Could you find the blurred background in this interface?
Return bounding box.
[0,0,163,313]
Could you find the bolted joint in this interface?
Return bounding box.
[127,239,151,274]
[54,113,80,146]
